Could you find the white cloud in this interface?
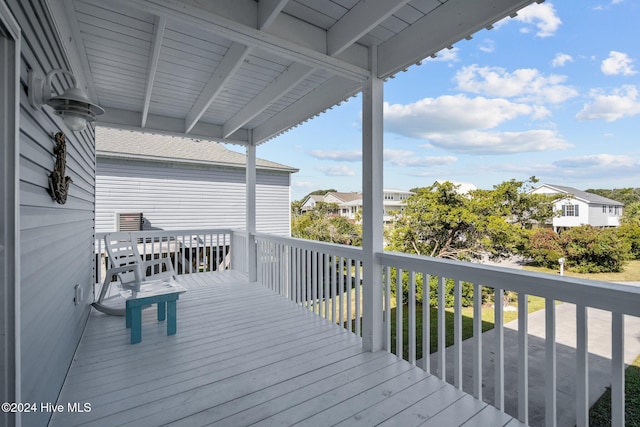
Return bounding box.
[553,153,638,169]
[552,53,573,67]
[576,85,640,122]
[384,94,546,136]
[422,130,571,154]
[293,181,319,189]
[601,51,637,76]
[384,149,457,167]
[513,2,562,37]
[454,65,578,104]
[316,165,355,176]
[383,94,570,154]
[309,150,361,161]
[427,47,459,63]
[479,39,495,53]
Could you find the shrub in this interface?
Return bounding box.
[618,223,640,260]
[526,228,563,269]
[389,270,481,307]
[561,225,630,273]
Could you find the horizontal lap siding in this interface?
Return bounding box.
[96,158,292,235]
[257,171,291,236]
[8,0,95,425]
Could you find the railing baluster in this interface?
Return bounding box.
[216,233,220,270]
[323,253,329,320]
[422,272,430,373]
[495,288,504,410]
[385,266,391,352]
[312,252,318,315]
[339,257,344,328]
[355,260,361,337]
[545,297,557,427]
[347,258,352,332]
[473,283,482,399]
[438,276,446,380]
[331,255,337,323]
[612,312,625,427]
[454,279,462,389]
[306,249,311,310]
[396,268,403,359]
[409,271,416,365]
[576,304,588,427]
[518,292,529,424]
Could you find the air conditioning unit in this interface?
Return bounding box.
[116,212,143,232]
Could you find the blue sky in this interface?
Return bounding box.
[249,1,640,201]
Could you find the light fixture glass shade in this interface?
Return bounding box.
[62,114,87,132]
[28,69,104,132]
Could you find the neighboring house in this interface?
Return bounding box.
[96,128,297,236]
[531,184,624,231]
[301,189,413,222]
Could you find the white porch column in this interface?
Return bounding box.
[362,46,384,352]
[246,139,257,281]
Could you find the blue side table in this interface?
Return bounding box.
[124,280,186,344]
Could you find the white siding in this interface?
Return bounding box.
[96,158,291,236]
[9,1,95,425]
[553,198,589,228]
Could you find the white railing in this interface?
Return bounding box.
[94,229,245,294]
[378,251,640,427]
[252,234,640,426]
[254,233,364,335]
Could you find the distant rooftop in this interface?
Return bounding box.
[96,127,297,173]
[540,184,623,205]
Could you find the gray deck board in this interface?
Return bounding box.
[51,272,522,427]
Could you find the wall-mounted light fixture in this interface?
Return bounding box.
[28,68,104,132]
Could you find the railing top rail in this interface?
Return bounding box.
[254,232,363,260]
[96,228,239,240]
[378,250,640,317]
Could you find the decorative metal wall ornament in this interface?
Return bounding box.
[48,131,73,204]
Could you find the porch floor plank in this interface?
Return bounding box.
[51,272,521,427]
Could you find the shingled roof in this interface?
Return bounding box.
[96,127,297,173]
[543,184,623,205]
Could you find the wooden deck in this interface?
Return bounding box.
[51,272,524,427]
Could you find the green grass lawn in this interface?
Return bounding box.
[524,260,640,282]
[588,353,640,426]
[387,295,546,361]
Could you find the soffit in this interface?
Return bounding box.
[51,0,538,145]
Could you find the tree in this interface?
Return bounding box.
[561,225,630,273]
[291,202,361,246]
[586,188,640,206]
[388,177,554,261]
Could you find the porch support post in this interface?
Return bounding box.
[246,137,257,281]
[361,46,384,352]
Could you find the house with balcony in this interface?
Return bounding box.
[531,184,624,232]
[302,189,413,222]
[2,1,638,427]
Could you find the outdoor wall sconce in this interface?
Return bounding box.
[28,68,104,132]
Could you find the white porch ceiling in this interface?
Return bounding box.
[48,0,539,145]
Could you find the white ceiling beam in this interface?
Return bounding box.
[252,76,361,144]
[377,0,537,78]
[222,62,314,138]
[126,0,370,81]
[184,42,250,133]
[46,0,99,102]
[258,0,289,30]
[141,15,166,128]
[98,107,250,145]
[184,0,287,133]
[327,0,411,56]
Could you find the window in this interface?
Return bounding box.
[562,204,579,217]
[603,205,607,213]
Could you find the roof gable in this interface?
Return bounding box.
[536,184,623,206]
[96,127,297,173]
